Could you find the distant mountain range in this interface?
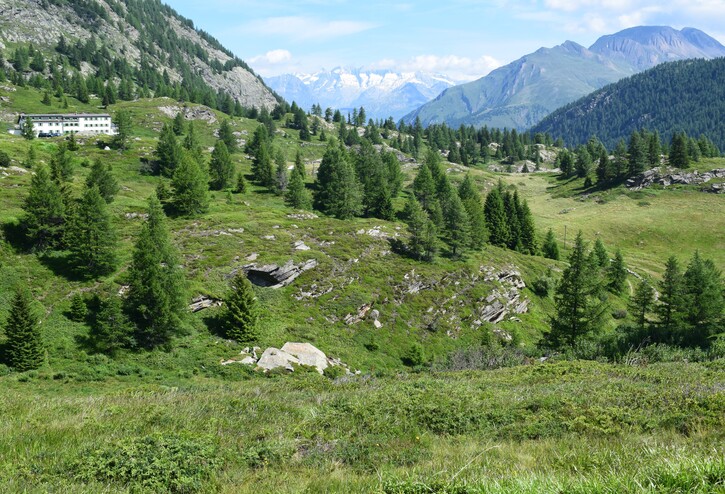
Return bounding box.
[531,57,725,151]
[265,68,461,120]
[403,26,725,130]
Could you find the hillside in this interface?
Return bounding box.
[404,26,725,130]
[0,0,278,112]
[266,68,458,120]
[531,57,725,150]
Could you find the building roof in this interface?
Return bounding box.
[22,113,112,118]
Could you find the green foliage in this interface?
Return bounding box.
[542,228,560,260]
[112,109,132,150]
[404,196,437,262]
[4,285,43,372]
[69,293,88,323]
[85,158,119,203]
[483,187,509,248]
[285,167,311,209]
[221,271,260,343]
[629,278,655,331]
[313,142,362,219]
[155,122,182,177]
[89,294,134,354]
[173,112,185,136]
[208,140,233,190]
[218,118,236,153]
[402,342,426,367]
[171,152,209,216]
[442,190,470,258]
[0,150,10,168]
[65,185,118,276]
[323,364,346,380]
[606,249,627,294]
[125,195,187,348]
[22,163,65,251]
[73,433,221,493]
[50,142,74,183]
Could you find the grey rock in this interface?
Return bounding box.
[281,342,328,374]
[243,259,318,288]
[256,347,299,372]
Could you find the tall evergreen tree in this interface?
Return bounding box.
[218,119,237,153]
[274,148,288,194]
[155,122,181,177]
[125,195,186,348]
[548,232,607,347]
[85,158,119,203]
[221,271,260,343]
[542,228,560,260]
[112,109,132,150]
[208,140,234,190]
[90,294,134,355]
[251,140,274,187]
[655,256,686,343]
[592,238,609,268]
[172,112,185,136]
[630,279,655,332]
[65,185,118,276]
[518,199,537,255]
[628,130,647,176]
[607,249,627,294]
[50,142,74,183]
[484,187,509,248]
[4,286,43,372]
[458,175,487,250]
[412,162,437,212]
[22,164,65,251]
[285,167,312,210]
[669,132,690,169]
[682,251,723,346]
[442,190,470,258]
[171,152,209,216]
[313,143,362,219]
[183,121,204,164]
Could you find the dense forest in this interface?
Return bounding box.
[532,57,725,150]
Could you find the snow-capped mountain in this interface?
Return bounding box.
[265,68,460,120]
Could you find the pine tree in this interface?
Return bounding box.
[69,293,88,323]
[655,256,686,343]
[669,132,689,169]
[596,149,613,183]
[548,232,607,347]
[542,228,559,260]
[592,238,608,268]
[85,159,119,203]
[171,152,209,216]
[208,140,234,190]
[218,119,237,153]
[155,123,181,177]
[503,191,521,250]
[275,148,288,194]
[313,143,362,219]
[518,200,538,255]
[50,142,74,183]
[442,190,470,258]
[66,185,118,277]
[484,187,509,248]
[251,140,274,187]
[112,109,132,150]
[22,164,65,251]
[236,172,247,194]
[294,149,306,178]
[458,175,487,250]
[172,112,185,136]
[630,279,655,332]
[607,249,627,294]
[183,121,204,164]
[90,294,134,354]
[412,163,436,211]
[22,117,35,140]
[628,130,647,176]
[682,251,724,346]
[125,195,187,348]
[285,168,312,209]
[4,286,43,372]
[222,271,259,343]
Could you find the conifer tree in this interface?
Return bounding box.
[172,112,185,136]
[294,150,306,178]
[442,190,470,258]
[518,199,538,255]
[548,232,607,347]
[596,149,613,183]
[112,109,132,151]
[85,158,119,203]
[251,140,274,187]
[69,293,88,323]
[628,130,647,176]
[412,163,436,212]
[607,249,627,294]
[592,238,609,268]
[484,187,509,248]
[50,142,74,183]
[458,175,487,250]
[313,143,362,219]
[503,191,521,250]
[155,122,181,177]
[222,271,259,343]
[655,256,686,342]
[542,228,560,260]
[275,148,288,194]
[208,140,234,190]
[171,152,209,216]
[125,194,186,348]
[183,121,204,164]
[22,117,35,140]
[218,118,237,153]
[682,251,723,345]
[66,185,118,276]
[630,279,655,332]
[669,132,689,169]
[285,168,312,209]
[4,286,43,372]
[236,172,247,194]
[90,294,134,354]
[22,164,65,251]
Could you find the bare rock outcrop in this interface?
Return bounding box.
[242,259,318,288]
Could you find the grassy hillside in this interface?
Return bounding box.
[0,82,724,492]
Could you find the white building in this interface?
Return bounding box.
[18,113,117,137]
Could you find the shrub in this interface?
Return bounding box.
[323,365,346,380]
[0,151,10,167]
[73,433,221,493]
[532,277,553,297]
[401,343,425,367]
[612,309,628,319]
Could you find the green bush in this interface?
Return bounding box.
[532,276,553,297]
[73,433,221,493]
[402,343,426,367]
[323,365,347,380]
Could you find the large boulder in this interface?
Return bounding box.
[281,342,329,374]
[256,347,299,372]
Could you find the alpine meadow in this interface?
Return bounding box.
[0,1,723,493]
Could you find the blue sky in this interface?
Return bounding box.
[165,0,725,80]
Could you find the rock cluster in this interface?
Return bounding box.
[220,342,349,374]
[626,167,725,191]
[241,259,318,288]
[472,269,529,326]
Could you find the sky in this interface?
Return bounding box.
[164,0,725,81]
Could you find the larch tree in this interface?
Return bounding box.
[4,286,43,372]
[171,152,209,216]
[208,140,234,191]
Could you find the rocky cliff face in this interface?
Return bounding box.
[0,0,278,110]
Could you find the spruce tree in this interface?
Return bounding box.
[442,190,470,258]
[484,187,509,248]
[183,121,204,164]
[172,112,185,136]
[412,163,436,211]
[4,286,43,372]
[313,143,362,219]
[683,251,724,346]
[208,140,234,190]
[66,185,118,277]
[628,130,647,176]
[171,152,209,216]
[112,109,132,151]
[655,256,686,342]
[630,279,655,332]
[548,232,607,347]
[542,229,560,260]
[274,148,288,194]
[285,168,312,209]
[458,175,487,250]
[592,238,609,268]
[22,117,35,140]
[252,140,274,187]
[218,119,237,153]
[50,142,74,183]
[90,294,134,354]
[85,158,119,203]
[125,194,186,348]
[669,132,689,169]
[22,164,65,251]
[155,123,181,177]
[222,271,259,343]
[294,150,306,178]
[607,249,626,294]
[518,199,538,255]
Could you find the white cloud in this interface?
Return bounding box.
[250,49,292,65]
[244,16,377,41]
[370,54,502,81]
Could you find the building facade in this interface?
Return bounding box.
[18,113,117,136]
